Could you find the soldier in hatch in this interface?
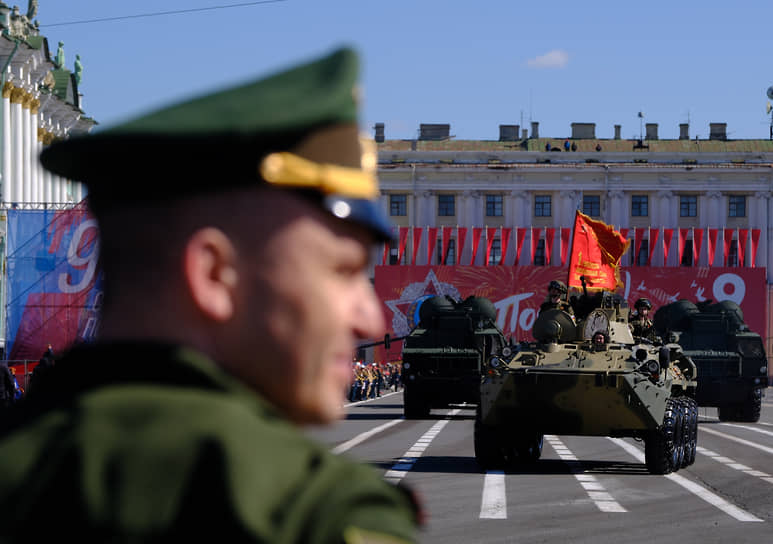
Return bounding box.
[539,280,574,316]
[630,297,657,341]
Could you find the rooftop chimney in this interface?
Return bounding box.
[419,123,450,141]
[530,121,539,139]
[522,128,528,139]
[499,124,520,141]
[645,123,659,140]
[679,123,689,140]
[614,124,621,140]
[571,123,596,139]
[374,122,385,143]
[709,123,727,141]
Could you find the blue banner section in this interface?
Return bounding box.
[5,204,102,360]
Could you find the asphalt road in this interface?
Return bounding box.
[307,389,773,544]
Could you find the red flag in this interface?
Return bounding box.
[677,228,688,265]
[456,227,467,265]
[662,228,674,265]
[738,228,749,267]
[485,227,498,266]
[723,228,734,266]
[500,228,512,266]
[545,228,556,266]
[567,210,630,290]
[397,227,409,264]
[634,228,643,265]
[693,228,704,265]
[441,226,452,265]
[471,227,483,265]
[620,228,629,242]
[647,228,659,265]
[708,228,719,266]
[382,241,389,265]
[412,227,423,265]
[751,229,761,268]
[530,227,541,264]
[514,228,526,265]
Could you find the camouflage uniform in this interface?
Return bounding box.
[630,298,656,341]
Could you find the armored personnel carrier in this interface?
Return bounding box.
[653,299,768,422]
[475,289,698,475]
[401,295,508,419]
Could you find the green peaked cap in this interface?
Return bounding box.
[40,47,394,240]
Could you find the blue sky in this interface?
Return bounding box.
[37,1,773,141]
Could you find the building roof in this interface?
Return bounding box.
[377,138,773,153]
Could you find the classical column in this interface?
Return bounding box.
[706,190,722,226]
[509,190,530,227]
[607,190,626,228]
[754,191,771,272]
[10,87,24,205]
[2,82,12,203]
[558,190,579,228]
[654,190,673,229]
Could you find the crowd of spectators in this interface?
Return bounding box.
[348,361,402,402]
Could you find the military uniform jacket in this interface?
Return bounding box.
[0,342,418,543]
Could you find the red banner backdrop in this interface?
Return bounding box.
[470,228,483,265]
[412,227,423,265]
[647,228,659,265]
[560,227,571,266]
[708,228,719,265]
[501,228,512,266]
[397,227,409,264]
[427,227,438,265]
[441,227,452,265]
[739,228,749,267]
[530,227,541,264]
[375,266,767,361]
[751,229,761,268]
[663,228,674,265]
[694,228,704,264]
[515,228,526,265]
[545,228,556,266]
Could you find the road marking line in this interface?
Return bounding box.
[343,390,400,408]
[546,435,627,513]
[698,446,773,485]
[700,426,773,456]
[332,419,404,454]
[383,409,461,484]
[608,438,763,522]
[480,471,507,519]
[759,422,772,427]
[720,423,773,438]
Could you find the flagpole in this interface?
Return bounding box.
[565,210,579,287]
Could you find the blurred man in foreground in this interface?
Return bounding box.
[0,47,419,543]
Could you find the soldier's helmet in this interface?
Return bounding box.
[635,298,653,310]
[548,280,567,294]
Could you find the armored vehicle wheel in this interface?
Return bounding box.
[681,397,698,468]
[403,386,430,419]
[672,399,685,469]
[513,434,544,463]
[644,397,683,475]
[738,392,762,423]
[474,408,506,470]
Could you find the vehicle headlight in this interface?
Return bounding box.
[489,356,500,368]
[403,362,410,370]
[502,346,512,358]
[761,365,768,375]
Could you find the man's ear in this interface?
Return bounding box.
[183,227,239,322]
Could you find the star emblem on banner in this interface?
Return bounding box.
[384,270,460,336]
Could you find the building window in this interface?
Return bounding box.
[631,195,648,217]
[437,239,456,265]
[438,195,455,216]
[681,240,693,266]
[486,194,503,217]
[727,239,738,267]
[729,195,746,218]
[533,238,545,266]
[488,239,501,266]
[680,195,697,217]
[390,194,407,216]
[632,239,649,266]
[534,195,551,217]
[583,195,601,217]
